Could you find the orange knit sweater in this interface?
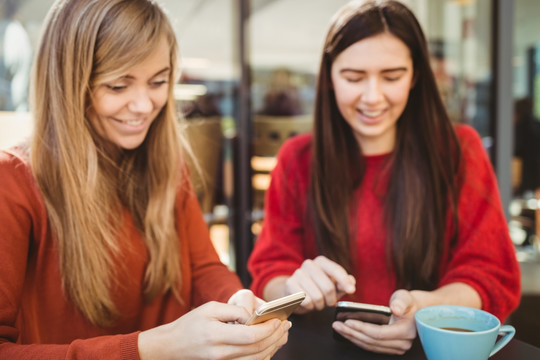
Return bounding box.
[0,148,242,359]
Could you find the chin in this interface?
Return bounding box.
[115,137,148,150]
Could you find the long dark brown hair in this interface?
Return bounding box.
[309,0,461,290]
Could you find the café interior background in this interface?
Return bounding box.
[1,0,539,346]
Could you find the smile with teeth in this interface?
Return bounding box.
[359,109,385,118]
[115,118,145,126]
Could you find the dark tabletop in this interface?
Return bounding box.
[273,307,540,359]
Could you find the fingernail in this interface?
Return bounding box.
[287,321,292,329]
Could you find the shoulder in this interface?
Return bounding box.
[276,133,312,168]
[0,146,31,178]
[452,124,496,186]
[0,146,43,210]
[454,124,484,151]
[271,133,312,183]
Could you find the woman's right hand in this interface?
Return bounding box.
[138,301,291,360]
[282,256,356,313]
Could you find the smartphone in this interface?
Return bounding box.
[333,301,392,342]
[334,301,392,325]
[245,291,306,325]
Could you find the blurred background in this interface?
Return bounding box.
[0,0,539,347]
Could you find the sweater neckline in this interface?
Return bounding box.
[363,152,391,166]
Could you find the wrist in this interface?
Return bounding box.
[409,289,438,310]
[410,283,482,310]
[138,324,169,360]
[263,276,289,301]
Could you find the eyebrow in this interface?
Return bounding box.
[123,67,171,80]
[339,67,408,74]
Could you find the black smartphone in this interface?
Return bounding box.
[333,301,392,342]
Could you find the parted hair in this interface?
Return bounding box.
[30,0,184,327]
[309,0,461,290]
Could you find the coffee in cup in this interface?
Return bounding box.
[415,305,515,360]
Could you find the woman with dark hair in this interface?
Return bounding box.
[0,0,290,358]
[248,0,520,355]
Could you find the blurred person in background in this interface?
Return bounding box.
[259,67,304,116]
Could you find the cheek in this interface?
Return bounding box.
[332,81,358,108]
[154,88,169,109]
[387,83,412,108]
[91,93,124,118]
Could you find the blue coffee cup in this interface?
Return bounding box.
[415,305,515,360]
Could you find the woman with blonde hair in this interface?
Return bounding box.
[0,0,290,358]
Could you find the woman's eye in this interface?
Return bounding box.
[384,76,401,82]
[345,77,362,83]
[105,84,126,92]
[152,80,168,87]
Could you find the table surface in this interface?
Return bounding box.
[273,307,540,360]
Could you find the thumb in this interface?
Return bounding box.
[201,301,252,324]
[389,289,413,317]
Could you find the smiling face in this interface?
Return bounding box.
[88,37,171,150]
[330,32,415,155]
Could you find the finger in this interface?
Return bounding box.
[313,256,356,294]
[217,318,289,346]
[344,317,416,341]
[336,275,357,294]
[219,320,291,358]
[228,289,260,313]
[289,268,325,310]
[339,331,412,355]
[332,321,412,354]
[389,289,413,317]
[232,328,289,360]
[203,301,252,325]
[283,277,313,313]
[300,259,341,307]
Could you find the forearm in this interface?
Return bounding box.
[262,276,289,301]
[410,282,482,310]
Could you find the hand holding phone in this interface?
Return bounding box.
[245,292,306,325]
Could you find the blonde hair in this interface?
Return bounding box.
[30,0,184,327]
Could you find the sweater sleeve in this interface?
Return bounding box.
[179,183,243,306]
[0,151,143,360]
[438,125,521,321]
[248,135,318,297]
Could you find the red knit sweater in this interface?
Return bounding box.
[0,148,243,359]
[248,125,521,321]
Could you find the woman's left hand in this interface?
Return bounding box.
[331,289,418,355]
[227,289,265,314]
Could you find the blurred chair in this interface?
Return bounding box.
[182,116,223,219]
[252,114,312,157]
[251,114,312,212]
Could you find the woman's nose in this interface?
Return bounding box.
[363,78,384,104]
[128,89,153,113]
